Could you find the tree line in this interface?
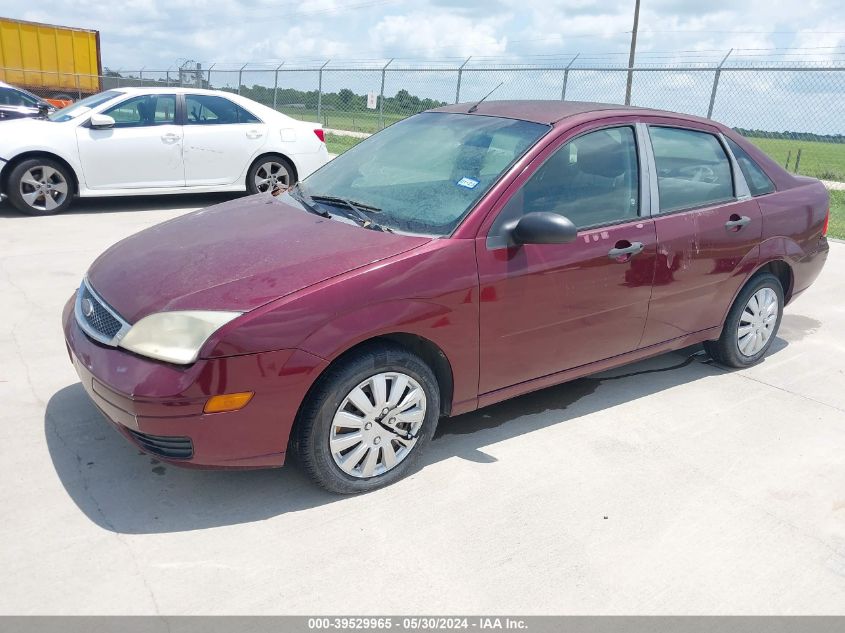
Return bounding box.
[736,128,844,144]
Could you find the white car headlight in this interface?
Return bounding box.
[119,311,242,365]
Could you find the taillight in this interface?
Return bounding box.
[313,129,325,143]
[822,206,830,236]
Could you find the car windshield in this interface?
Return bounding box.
[48,90,124,122]
[300,112,549,235]
[0,86,41,107]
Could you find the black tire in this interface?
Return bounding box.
[704,272,784,368]
[291,343,440,494]
[246,154,295,195]
[7,158,74,216]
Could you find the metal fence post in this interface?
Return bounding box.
[273,62,285,110]
[379,58,394,130]
[238,63,247,95]
[166,66,172,87]
[75,74,81,99]
[706,49,733,119]
[455,57,472,104]
[206,63,215,90]
[317,60,330,122]
[561,54,579,100]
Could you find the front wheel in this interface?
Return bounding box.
[705,272,784,368]
[7,158,74,215]
[292,344,440,494]
[246,154,294,195]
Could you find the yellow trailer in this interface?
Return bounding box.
[0,17,102,98]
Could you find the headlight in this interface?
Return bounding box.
[119,311,242,365]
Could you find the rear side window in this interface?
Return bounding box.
[185,94,261,124]
[649,126,734,213]
[725,137,775,197]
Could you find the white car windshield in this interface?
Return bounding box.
[48,90,124,122]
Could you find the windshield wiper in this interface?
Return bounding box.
[289,184,331,218]
[309,195,382,213]
[309,195,391,232]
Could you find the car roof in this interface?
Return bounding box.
[430,100,713,126]
[112,86,246,97]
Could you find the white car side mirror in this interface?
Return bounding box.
[89,113,116,129]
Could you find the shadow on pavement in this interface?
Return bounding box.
[0,192,243,218]
[46,339,790,535]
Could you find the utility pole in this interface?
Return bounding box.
[625,0,641,106]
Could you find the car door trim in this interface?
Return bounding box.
[717,132,753,201]
[635,122,659,218]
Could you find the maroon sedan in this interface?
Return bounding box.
[63,101,829,493]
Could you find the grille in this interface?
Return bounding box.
[79,284,122,339]
[126,429,194,460]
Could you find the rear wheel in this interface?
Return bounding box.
[292,343,440,494]
[246,154,294,195]
[7,158,74,215]
[704,272,784,368]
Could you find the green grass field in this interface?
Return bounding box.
[742,137,845,183]
[829,190,845,240]
[325,133,364,155]
[279,107,407,134]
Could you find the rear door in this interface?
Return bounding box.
[75,92,184,189]
[181,93,268,186]
[476,122,657,394]
[639,122,763,347]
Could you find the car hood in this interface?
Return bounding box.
[87,193,431,323]
[0,117,63,147]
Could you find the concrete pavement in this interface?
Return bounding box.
[0,194,843,614]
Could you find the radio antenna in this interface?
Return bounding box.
[468,82,504,113]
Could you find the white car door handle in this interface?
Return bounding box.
[246,130,263,139]
[161,133,181,143]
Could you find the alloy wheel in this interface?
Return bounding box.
[19,165,69,212]
[254,161,289,193]
[329,372,427,478]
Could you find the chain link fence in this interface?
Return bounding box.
[2,58,843,182]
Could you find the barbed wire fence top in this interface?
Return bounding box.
[1,54,843,181]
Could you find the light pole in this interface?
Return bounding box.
[625,0,641,106]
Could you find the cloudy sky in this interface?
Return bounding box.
[3,0,844,69]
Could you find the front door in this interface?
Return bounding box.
[181,93,268,186]
[76,93,184,189]
[639,124,763,347]
[477,124,657,395]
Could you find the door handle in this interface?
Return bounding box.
[246,130,263,139]
[608,241,644,261]
[161,132,180,143]
[725,214,751,231]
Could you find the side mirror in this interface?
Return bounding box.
[89,113,116,129]
[37,103,51,117]
[510,211,578,245]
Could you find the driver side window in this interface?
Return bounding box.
[103,94,176,128]
[489,126,640,247]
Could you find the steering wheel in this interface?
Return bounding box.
[679,164,717,183]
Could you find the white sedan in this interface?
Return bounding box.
[0,87,330,215]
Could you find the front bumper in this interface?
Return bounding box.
[63,295,328,469]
